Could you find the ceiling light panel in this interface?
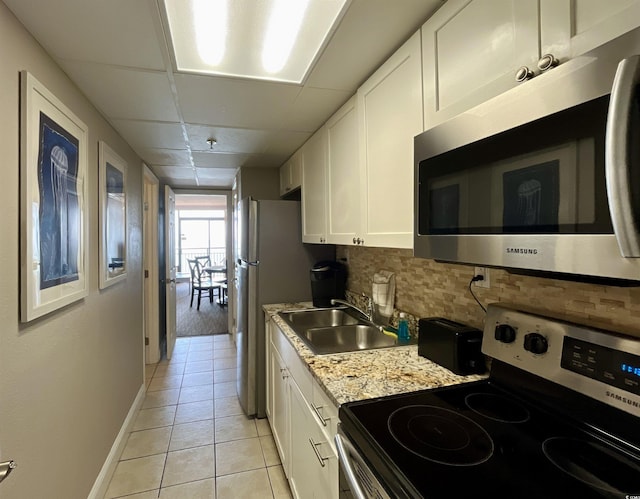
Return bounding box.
[163,0,349,83]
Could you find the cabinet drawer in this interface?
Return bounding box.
[311,379,339,452]
[271,324,313,396]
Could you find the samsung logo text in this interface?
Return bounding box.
[506,248,538,255]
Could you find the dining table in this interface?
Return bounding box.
[202,265,227,306]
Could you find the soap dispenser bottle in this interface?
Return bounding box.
[397,313,410,343]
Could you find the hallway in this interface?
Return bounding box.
[104,335,292,498]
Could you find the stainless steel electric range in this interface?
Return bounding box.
[336,303,640,498]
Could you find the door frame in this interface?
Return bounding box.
[143,165,160,364]
[165,186,177,360]
[173,189,233,333]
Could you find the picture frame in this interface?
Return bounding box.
[98,141,127,289]
[20,71,88,322]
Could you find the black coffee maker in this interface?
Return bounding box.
[310,261,346,308]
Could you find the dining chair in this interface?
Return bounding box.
[187,258,219,310]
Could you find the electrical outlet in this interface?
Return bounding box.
[474,267,490,288]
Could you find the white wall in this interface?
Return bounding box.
[0,3,145,498]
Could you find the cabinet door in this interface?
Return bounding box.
[265,320,272,419]
[422,0,539,128]
[288,378,337,499]
[279,161,291,197]
[326,96,360,245]
[270,345,290,476]
[358,31,423,249]
[301,128,328,243]
[289,152,302,191]
[540,0,640,62]
[280,152,303,197]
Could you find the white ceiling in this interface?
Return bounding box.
[5,0,445,189]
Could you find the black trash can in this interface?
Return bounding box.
[310,261,346,308]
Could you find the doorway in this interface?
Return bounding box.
[174,193,230,337]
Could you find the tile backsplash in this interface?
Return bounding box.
[337,246,640,339]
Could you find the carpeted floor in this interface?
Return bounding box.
[176,281,229,336]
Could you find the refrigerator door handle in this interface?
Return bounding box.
[239,258,260,267]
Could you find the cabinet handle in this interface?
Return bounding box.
[309,438,329,467]
[311,403,329,427]
[0,461,16,484]
[537,53,559,72]
[515,66,534,82]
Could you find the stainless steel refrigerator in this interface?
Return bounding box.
[235,197,333,418]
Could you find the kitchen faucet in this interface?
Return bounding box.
[330,295,375,323]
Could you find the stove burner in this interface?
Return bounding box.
[542,437,640,493]
[465,393,530,423]
[388,405,494,466]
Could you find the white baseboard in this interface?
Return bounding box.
[87,384,146,499]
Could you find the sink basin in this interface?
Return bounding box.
[301,324,396,355]
[278,307,406,355]
[279,308,360,329]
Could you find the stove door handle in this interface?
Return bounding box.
[334,433,368,499]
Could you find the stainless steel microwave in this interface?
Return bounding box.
[414,28,640,283]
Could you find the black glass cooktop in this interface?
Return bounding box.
[339,380,640,499]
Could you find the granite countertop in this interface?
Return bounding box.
[263,302,487,407]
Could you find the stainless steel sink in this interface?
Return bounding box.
[278,307,406,355]
[300,324,396,355]
[279,308,360,329]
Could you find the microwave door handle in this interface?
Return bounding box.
[606,54,640,257]
[334,433,368,499]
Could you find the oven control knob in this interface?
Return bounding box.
[524,333,548,354]
[494,324,516,343]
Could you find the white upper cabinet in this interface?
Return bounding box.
[301,127,328,244]
[358,31,423,249]
[541,0,640,61]
[325,96,360,245]
[422,0,539,128]
[279,151,302,197]
[423,0,640,129]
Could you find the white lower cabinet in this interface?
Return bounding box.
[266,319,339,499]
[269,343,290,475]
[289,378,338,499]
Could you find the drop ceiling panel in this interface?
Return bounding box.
[138,148,192,167]
[306,0,444,90]
[60,61,179,121]
[242,154,289,168]
[280,87,351,132]
[196,167,238,179]
[186,125,271,154]
[175,74,302,129]
[3,0,166,70]
[111,120,186,151]
[153,165,196,179]
[261,131,312,157]
[196,168,239,186]
[192,152,251,169]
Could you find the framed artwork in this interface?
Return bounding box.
[20,71,88,322]
[99,141,127,289]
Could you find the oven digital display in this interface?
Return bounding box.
[621,364,640,377]
[561,337,640,396]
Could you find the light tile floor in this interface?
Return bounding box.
[104,335,292,499]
